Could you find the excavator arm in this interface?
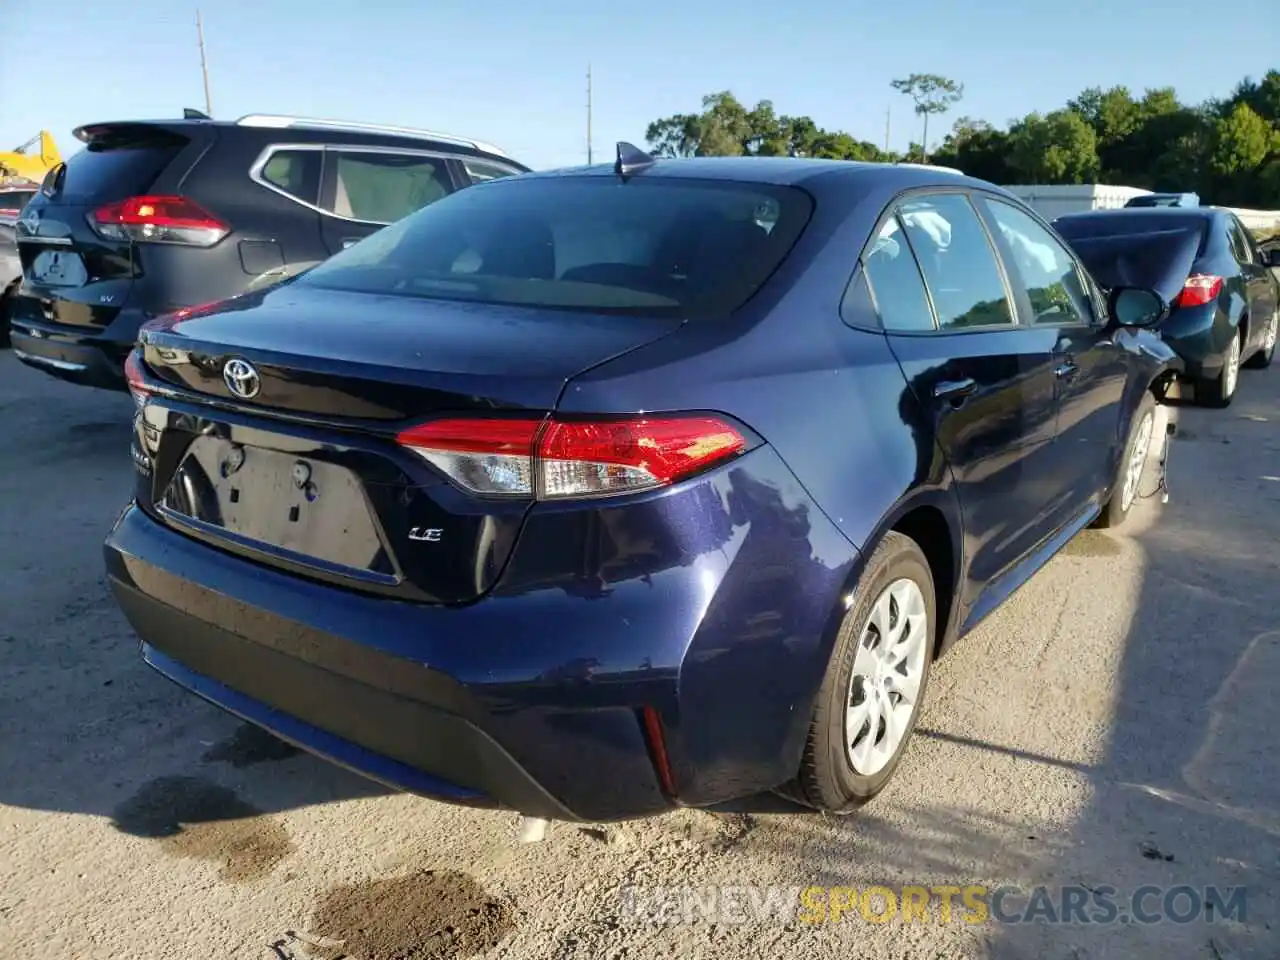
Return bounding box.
[0,131,62,184]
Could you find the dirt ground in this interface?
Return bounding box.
[1,350,1277,959]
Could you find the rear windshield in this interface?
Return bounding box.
[49,133,186,203]
[298,175,815,320]
[0,190,36,211]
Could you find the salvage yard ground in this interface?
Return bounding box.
[1,350,1278,960]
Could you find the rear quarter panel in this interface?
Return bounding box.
[556,177,969,792]
[558,175,953,556]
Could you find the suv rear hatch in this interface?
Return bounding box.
[15,122,214,330]
[129,285,687,604]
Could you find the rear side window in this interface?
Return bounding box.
[861,217,936,331]
[328,151,453,224]
[50,134,185,203]
[260,149,322,205]
[299,176,814,321]
[1225,218,1254,266]
[897,194,1014,330]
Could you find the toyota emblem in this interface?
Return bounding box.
[222,358,261,399]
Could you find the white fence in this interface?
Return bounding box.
[1001,183,1280,232]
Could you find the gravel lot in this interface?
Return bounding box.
[1,350,1278,960]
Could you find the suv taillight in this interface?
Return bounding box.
[1175,274,1223,309]
[89,195,229,247]
[396,415,749,500]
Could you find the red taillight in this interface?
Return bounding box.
[89,195,229,247]
[1175,274,1223,308]
[123,349,152,406]
[395,414,748,500]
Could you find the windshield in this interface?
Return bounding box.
[298,175,815,320]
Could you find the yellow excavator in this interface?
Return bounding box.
[0,131,62,185]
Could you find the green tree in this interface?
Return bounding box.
[644,91,755,157]
[1068,85,1141,179]
[641,74,1280,206]
[1210,103,1276,177]
[1228,71,1280,124]
[644,91,889,162]
[1006,110,1100,183]
[932,117,1013,183]
[890,74,964,162]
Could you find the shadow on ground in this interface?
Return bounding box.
[0,358,390,847]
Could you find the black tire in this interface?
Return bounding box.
[1094,391,1156,530]
[1243,310,1276,370]
[1197,326,1243,408]
[781,531,935,813]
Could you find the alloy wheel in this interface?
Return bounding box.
[1224,333,1240,399]
[1120,410,1154,512]
[845,577,928,776]
[1266,314,1278,356]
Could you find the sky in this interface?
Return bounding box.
[2,0,1276,172]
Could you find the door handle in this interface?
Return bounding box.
[1054,360,1078,379]
[341,238,361,249]
[933,378,977,405]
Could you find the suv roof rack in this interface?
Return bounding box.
[234,114,510,159]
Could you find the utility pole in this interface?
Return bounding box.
[586,64,593,165]
[196,9,212,117]
[884,104,891,153]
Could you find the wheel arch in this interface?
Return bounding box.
[837,484,965,662]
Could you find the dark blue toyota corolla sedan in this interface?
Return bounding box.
[105,147,1178,822]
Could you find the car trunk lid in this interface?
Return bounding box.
[131,285,683,602]
[1060,222,1205,305]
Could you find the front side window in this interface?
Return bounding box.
[300,175,814,320]
[327,151,453,224]
[982,198,1093,325]
[897,194,1015,330]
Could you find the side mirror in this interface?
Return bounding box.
[1265,247,1280,268]
[1108,286,1168,329]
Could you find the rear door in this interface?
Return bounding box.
[1227,216,1277,353]
[977,195,1129,519]
[13,123,206,331]
[318,147,460,254]
[867,190,1063,608]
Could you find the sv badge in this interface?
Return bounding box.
[408,527,443,542]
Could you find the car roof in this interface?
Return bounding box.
[71,115,522,165]
[524,156,1003,193]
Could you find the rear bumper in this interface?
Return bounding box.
[1159,304,1230,382]
[8,318,133,390]
[104,448,860,821]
